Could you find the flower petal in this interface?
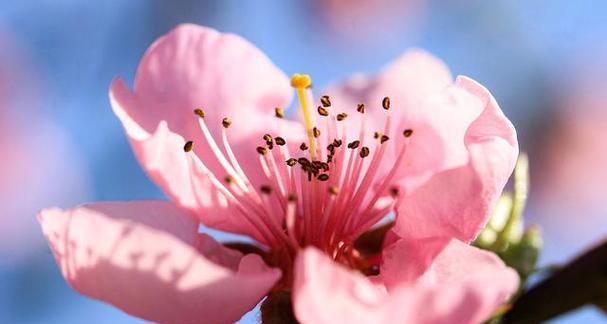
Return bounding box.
[382,238,519,324]
[110,25,306,238]
[393,76,518,242]
[293,247,392,324]
[325,50,465,190]
[293,243,517,324]
[38,201,280,324]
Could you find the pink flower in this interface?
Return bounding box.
[39,24,519,324]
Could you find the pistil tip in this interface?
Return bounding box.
[290,73,312,88]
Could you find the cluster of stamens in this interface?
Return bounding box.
[183,74,413,277]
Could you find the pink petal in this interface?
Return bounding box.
[110,25,306,237]
[294,243,518,324]
[382,238,519,324]
[293,247,392,324]
[325,49,469,191]
[38,201,280,324]
[393,76,518,242]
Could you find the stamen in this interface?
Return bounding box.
[336,113,348,121]
[275,107,284,119]
[328,185,339,195]
[286,158,298,166]
[313,127,321,138]
[318,174,329,181]
[300,142,308,151]
[356,104,365,114]
[320,95,331,107]
[359,147,370,158]
[275,136,286,146]
[183,140,194,152]
[194,108,205,118]
[257,146,268,155]
[260,185,273,194]
[222,117,232,128]
[382,97,390,110]
[347,140,360,149]
[317,106,329,116]
[403,129,413,137]
[291,73,317,160]
[380,135,390,144]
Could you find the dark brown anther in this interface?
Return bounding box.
[263,134,273,142]
[320,95,331,107]
[256,146,268,155]
[298,157,310,166]
[321,162,329,171]
[347,140,360,149]
[300,142,308,150]
[183,141,194,152]
[286,158,298,166]
[317,106,329,116]
[390,187,399,197]
[374,131,381,139]
[328,185,339,195]
[327,155,333,163]
[357,103,366,113]
[336,113,348,121]
[225,175,235,185]
[360,146,370,158]
[327,144,335,154]
[288,194,298,202]
[403,129,413,138]
[382,97,390,110]
[333,139,342,147]
[317,174,329,181]
[275,107,284,119]
[193,108,205,118]
[260,185,273,194]
[380,135,390,144]
[313,127,321,138]
[222,117,232,128]
[275,136,286,146]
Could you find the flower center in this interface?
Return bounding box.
[183,74,413,280]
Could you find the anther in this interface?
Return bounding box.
[320,95,331,107]
[222,117,232,128]
[333,139,343,147]
[275,136,286,146]
[298,157,310,166]
[328,185,340,195]
[347,140,360,149]
[360,147,370,158]
[300,142,309,151]
[317,106,329,116]
[256,146,268,155]
[374,131,382,139]
[336,113,348,121]
[357,103,366,114]
[183,141,194,152]
[225,175,235,185]
[313,127,321,138]
[193,108,205,118]
[403,129,413,138]
[390,187,399,197]
[263,134,273,142]
[382,97,391,110]
[380,135,390,144]
[260,185,273,194]
[287,194,298,202]
[286,158,298,166]
[317,174,329,181]
[275,107,284,119]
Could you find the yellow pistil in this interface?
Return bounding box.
[291,73,317,160]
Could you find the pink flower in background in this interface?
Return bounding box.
[39,24,519,323]
[0,29,90,264]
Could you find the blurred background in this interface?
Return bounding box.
[0,0,605,323]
